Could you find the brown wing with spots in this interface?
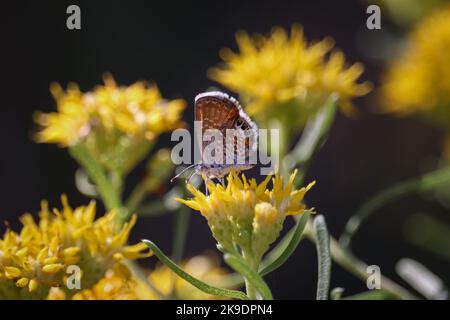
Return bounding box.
[195,95,239,164]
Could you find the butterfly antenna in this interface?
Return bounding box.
[170,164,196,183]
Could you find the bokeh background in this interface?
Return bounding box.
[0,0,448,299]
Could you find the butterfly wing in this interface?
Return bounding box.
[194,91,257,170]
[231,112,258,170]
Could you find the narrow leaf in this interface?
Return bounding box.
[259,211,311,276]
[142,239,249,300]
[313,215,331,300]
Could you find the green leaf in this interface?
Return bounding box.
[313,215,331,300]
[259,211,311,276]
[224,254,273,300]
[142,239,249,300]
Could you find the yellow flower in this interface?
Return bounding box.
[177,170,314,266]
[47,269,140,300]
[381,5,450,129]
[35,75,186,146]
[34,83,93,146]
[34,75,186,174]
[209,25,371,130]
[0,196,151,299]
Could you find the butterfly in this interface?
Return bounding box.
[172,91,258,186]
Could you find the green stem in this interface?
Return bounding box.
[224,254,273,300]
[171,207,190,263]
[241,250,259,299]
[169,206,190,298]
[244,279,257,300]
[110,170,124,198]
[339,166,450,248]
[69,144,122,212]
[70,144,163,296]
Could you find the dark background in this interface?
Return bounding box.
[0,0,448,299]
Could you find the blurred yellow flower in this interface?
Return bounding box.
[47,269,140,300]
[177,170,314,266]
[209,25,371,130]
[48,254,236,300]
[381,5,450,129]
[0,196,151,299]
[34,75,186,174]
[36,75,186,146]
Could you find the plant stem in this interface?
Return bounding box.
[169,206,191,298]
[244,279,257,300]
[242,256,257,299]
[69,144,122,212]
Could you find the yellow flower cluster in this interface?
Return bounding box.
[0,196,150,299]
[381,5,450,129]
[177,170,314,265]
[35,75,186,146]
[48,254,234,300]
[209,25,371,128]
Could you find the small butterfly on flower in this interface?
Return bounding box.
[172,91,258,189]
